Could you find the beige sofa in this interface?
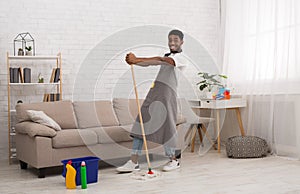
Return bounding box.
[15,98,186,178]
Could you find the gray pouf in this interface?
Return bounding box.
[226,136,268,158]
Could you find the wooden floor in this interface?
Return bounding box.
[1,145,300,194]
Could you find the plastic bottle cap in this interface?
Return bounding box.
[81,161,86,166]
[67,160,72,165]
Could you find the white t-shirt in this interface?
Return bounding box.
[169,52,188,71]
[155,52,188,92]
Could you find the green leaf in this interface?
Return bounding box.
[197,72,228,91]
[219,75,228,79]
[210,78,220,83]
[199,84,207,91]
[196,80,206,85]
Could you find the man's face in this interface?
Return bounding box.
[168,35,183,52]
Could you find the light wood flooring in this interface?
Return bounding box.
[1,145,300,194]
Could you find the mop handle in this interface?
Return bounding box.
[130,64,152,170]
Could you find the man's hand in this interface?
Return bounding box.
[125,52,137,65]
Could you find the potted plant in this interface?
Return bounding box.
[197,72,227,99]
[25,46,33,56]
[38,73,44,83]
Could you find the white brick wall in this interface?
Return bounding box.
[0,0,221,161]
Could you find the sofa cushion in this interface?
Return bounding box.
[16,100,78,129]
[52,129,98,148]
[88,125,133,144]
[94,101,119,126]
[73,101,119,128]
[73,101,100,128]
[27,110,61,131]
[15,121,57,137]
[113,98,144,125]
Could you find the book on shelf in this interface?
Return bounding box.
[54,68,60,83]
[18,67,24,83]
[9,68,14,83]
[50,68,56,83]
[49,93,54,102]
[56,93,60,101]
[9,67,31,83]
[43,93,49,102]
[43,68,60,102]
[13,68,19,83]
[50,93,60,101]
[23,68,31,83]
[44,93,60,102]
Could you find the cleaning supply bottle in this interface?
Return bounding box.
[80,161,87,189]
[66,161,77,189]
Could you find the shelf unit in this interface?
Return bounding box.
[9,82,60,86]
[6,52,62,164]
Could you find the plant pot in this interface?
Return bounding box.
[38,78,44,83]
[205,92,214,99]
[26,51,32,56]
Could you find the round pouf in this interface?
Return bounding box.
[226,136,268,158]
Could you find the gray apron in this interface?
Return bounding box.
[131,64,178,148]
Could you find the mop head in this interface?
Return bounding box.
[130,169,162,181]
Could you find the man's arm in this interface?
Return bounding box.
[125,53,175,66]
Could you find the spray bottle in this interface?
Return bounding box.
[65,160,77,189]
[81,161,87,189]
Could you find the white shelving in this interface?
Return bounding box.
[9,83,59,86]
[8,55,59,60]
[6,52,62,164]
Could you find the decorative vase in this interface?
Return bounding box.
[18,49,24,56]
[26,51,32,56]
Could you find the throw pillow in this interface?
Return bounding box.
[27,110,61,131]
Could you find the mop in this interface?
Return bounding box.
[129,64,161,180]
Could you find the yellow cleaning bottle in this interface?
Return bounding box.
[66,161,77,189]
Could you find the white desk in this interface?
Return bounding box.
[189,98,247,153]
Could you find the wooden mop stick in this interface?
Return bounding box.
[130,64,153,173]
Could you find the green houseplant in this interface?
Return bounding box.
[25,46,32,56]
[197,72,227,96]
[38,73,44,83]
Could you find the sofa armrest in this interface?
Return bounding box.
[176,114,187,125]
[15,121,57,138]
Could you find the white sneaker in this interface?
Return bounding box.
[116,160,140,173]
[162,159,180,172]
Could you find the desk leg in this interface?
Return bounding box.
[190,125,197,153]
[216,109,221,153]
[235,108,245,136]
